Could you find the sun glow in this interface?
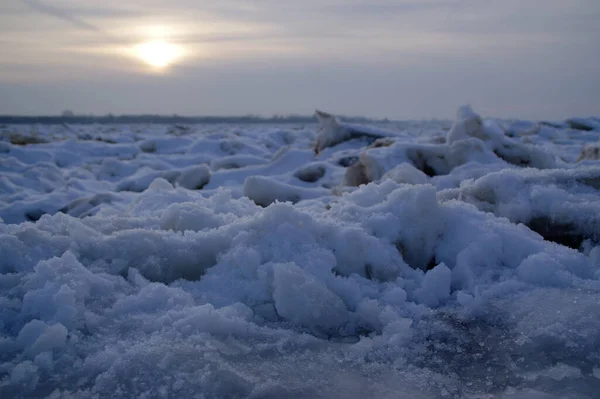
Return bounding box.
[133,40,184,70]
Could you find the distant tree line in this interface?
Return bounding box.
[0,112,388,125]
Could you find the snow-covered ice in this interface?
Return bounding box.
[1,107,600,398]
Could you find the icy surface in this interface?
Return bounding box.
[1,109,600,398]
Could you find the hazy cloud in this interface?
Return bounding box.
[20,0,103,32]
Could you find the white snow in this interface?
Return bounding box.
[1,108,599,398]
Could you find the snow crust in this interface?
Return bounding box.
[1,109,600,398]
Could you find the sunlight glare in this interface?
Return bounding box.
[133,40,184,70]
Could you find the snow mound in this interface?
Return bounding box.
[439,165,600,248]
[567,117,600,131]
[340,106,557,188]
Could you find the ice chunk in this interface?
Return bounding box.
[314,110,350,154]
[567,117,600,131]
[446,105,485,144]
[314,110,395,153]
[272,262,348,334]
[59,193,116,218]
[414,263,452,307]
[383,163,430,185]
[445,105,556,168]
[10,361,39,390]
[591,246,600,273]
[17,320,68,357]
[147,177,174,191]
[577,143,600,161]
[117,169,178,192]
[175,164,211,190]
[160,202,233,232]
[444,166,600,248]
[294,163,327,183]
[517,253,573,287]
[243,175,327,206]
[111,283,194,315]
[343,153,386,186]
[211,154,269,170]
[137,137,192,154]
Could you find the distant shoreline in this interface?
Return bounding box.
[0,115,392,125]
[2,115,593,130]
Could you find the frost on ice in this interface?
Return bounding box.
[1,107,600,398]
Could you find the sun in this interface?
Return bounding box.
[133,40,183,70]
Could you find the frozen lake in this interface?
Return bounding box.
[1,107,599,398]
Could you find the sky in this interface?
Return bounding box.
[0,0,599,120]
